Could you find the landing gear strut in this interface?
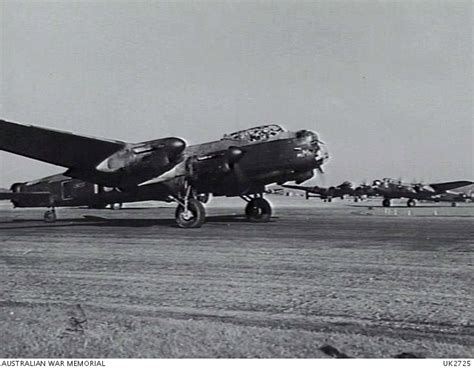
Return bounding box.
[172,182,206,228]
[44,208,57,223]
[175,199,205,228]
[241,195,272,222]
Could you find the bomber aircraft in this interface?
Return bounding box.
[371,178,474,207]
[282,181,358,201]
[281,178,473,206]
[433,190,473,205]
[0,119,329,227]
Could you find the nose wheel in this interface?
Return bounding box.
[242,196,272,222]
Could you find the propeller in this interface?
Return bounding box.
[227,147,248,184]
[318,168,327,187]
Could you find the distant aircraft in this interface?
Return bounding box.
[371,178,474,207]
[0,119,329,227]
[282,178,474,207]
[352,182,379,200]
[265,186,285,195]
[433,190,473,205]
[282,181,357,201]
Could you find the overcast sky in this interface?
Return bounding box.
[1,0,472,188]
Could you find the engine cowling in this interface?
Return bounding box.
[187,147,244,183]
[10,182,25,193]
[96,138,185,173]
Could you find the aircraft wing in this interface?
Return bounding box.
[429,181,474,193]
[281,184,320,195]
[0,119,126,170]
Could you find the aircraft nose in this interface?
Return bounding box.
[310,134,329,167]
[316,142,329,163]
[295,129,329,170]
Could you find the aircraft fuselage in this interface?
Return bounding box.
[6,125,328,208]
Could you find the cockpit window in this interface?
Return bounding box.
[223,124,286,142]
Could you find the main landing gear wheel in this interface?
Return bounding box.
[245,198,272,222]
[111,202,123,210]
[175,198,206,228]
[44,209,57,223]
[382,198,391,207]
[407,199,416,207]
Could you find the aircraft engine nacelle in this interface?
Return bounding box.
[189,156,230,182]
[186,147,245,184]
[10,182,25,193]
[96,138,186,173]
[414,184,435,194]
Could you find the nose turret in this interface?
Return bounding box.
[295,130,329,171]
[315,141,329,169]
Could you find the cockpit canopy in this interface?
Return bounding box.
[223,124,286,143]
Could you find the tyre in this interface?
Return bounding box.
[111,202,123,210]
[407,199,416,207]
[245,198,272,222]
[44,210,57,223]
[175,198,206,228]
[382,198,391,207]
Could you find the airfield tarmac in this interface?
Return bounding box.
[0,196,473,358]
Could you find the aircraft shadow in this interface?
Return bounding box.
[0,214,274,230]
[347,204,467,209]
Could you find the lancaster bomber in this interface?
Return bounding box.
[0,119,329,227]
[282,178,473,207]
[370,178,474,207]
[282,181,358,201]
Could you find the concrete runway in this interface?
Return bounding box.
[0,197,473,357]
